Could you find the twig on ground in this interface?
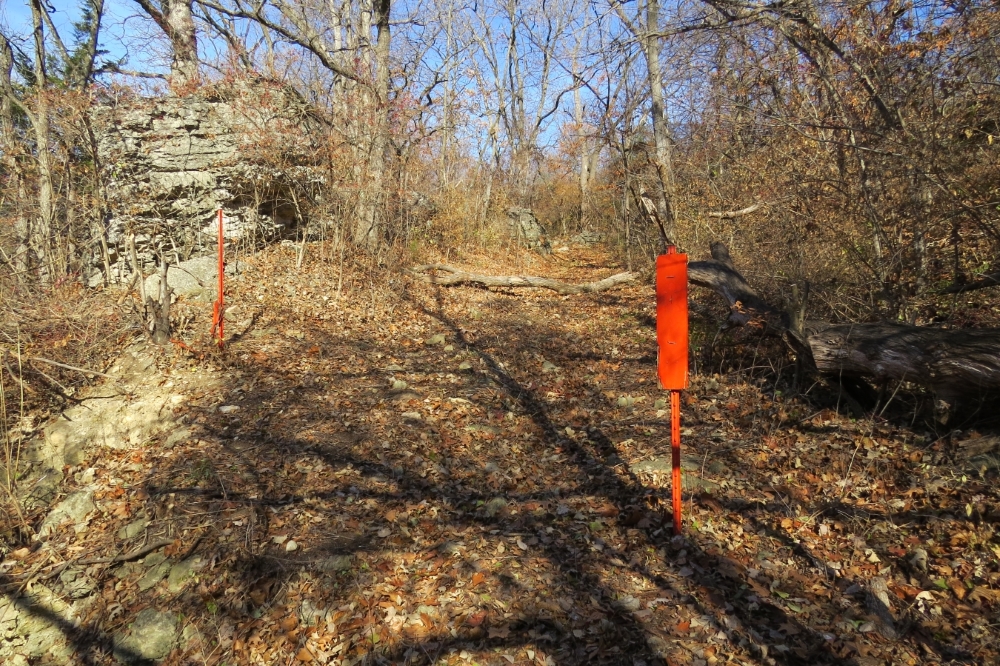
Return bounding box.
[28,356,114,379]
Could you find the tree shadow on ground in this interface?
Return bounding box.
[8,263,992,665]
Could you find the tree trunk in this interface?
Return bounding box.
[353,0,391,248]
[29,0,54,282]
[132,0,199,88]
[0,34,27,277]
[166,0,199,87]
[641,0,677,243]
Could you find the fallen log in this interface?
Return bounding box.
[940,270,1000,294]
[409,248,1000,400]
[688,241,789,331]
[407,264,639,295]
[689,243,1000,399]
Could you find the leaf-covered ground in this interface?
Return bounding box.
[5,243,1000,665]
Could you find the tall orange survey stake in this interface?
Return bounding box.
[210,209,225,349]
[656,246,688,534]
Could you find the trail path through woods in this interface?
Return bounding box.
[3,244,1000,665]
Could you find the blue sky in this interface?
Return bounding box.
[1,0,162,74]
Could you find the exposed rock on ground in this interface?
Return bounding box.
[112,608,179,663]
[506,207,551,253]
[142,255,244,302]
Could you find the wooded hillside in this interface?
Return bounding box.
[2,1,1000,665]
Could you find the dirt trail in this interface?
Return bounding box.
[3,244,998,665]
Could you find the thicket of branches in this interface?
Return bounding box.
[0,0,997,327]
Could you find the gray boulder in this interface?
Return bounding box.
[142,255,244,302]
[113,608,179,663]
[506,207,551,253]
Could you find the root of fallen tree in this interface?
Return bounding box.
[407,264,640,295]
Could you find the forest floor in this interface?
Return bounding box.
[2,241,1000,666]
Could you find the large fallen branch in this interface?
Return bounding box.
[410,248,1000,399]
[690,243,1000,399]
[408,264,639,295]
[706,202,764,219]
[940,270,1000,294]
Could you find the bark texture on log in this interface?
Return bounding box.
[806,322,1000,395]
[688,242,1000,397]
[408,264,639,295]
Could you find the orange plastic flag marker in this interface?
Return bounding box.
[655,246,688,534]
[211,209,225,348]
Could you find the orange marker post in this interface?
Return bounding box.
[655,246,689,535]
[211,209,225,348]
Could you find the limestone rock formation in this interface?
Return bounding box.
[90,81,323,285]
[506,207,551,253]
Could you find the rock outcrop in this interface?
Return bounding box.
[506,207,551,254]
[90,81,323,285]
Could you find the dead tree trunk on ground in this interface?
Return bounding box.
[408,264,638,295]
[408,243,1000,404]
[689,243,1000,403]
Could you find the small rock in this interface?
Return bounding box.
[113,608,179,662]
[458,361,473,371]
[315,555,353,572]
[426,334,446,345]
[114,561,142,579]
[286,540,299,552]
[118,518,150,541]
[388,389,420,403]
[164,428,190,449]
[58,566,95,599]
[299,599,326,626]
[438,541,460,555]
[167,556,204,592]
[218,405,240,414]
[484,498,507,517]
[143,552,166,568]
[542,360,559,373]
[391,379,408,390]
[137,559,172,591]
[910,547,928,572]
[74,467,97,484]
[39,488,95,538]
[618,595,642,611]
[444,344,454,351]
[617,395,635,408]
[385,364,405,371]
[401,411,422,421]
